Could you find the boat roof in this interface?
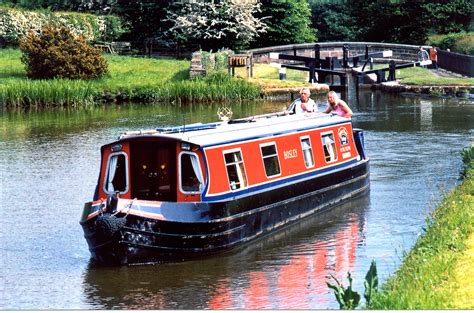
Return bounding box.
[118,112,350,148]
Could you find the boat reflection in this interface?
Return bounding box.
[82,191,369,309]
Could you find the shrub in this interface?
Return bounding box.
[19,24,108,79]
[427,32,474,54]
[0,6,126,46]
[199,49,232,73]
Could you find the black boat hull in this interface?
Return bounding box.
[81,160,369,265]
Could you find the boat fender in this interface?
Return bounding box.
[94,213,126,240]
[105,193,118,214]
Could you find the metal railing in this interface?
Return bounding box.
[437,50,474,77]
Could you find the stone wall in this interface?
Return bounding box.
[189,52,206,79]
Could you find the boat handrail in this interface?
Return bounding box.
[227,110,294,124]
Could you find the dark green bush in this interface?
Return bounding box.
[19,24,108,79]
[427,32,474,54]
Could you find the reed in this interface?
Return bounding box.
[368,146,474,309]
[0,79,98,108]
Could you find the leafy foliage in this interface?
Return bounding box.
[309,0,473,46]
[326,260,379,309]
[364,260,379,306]
[0,6,126,46]
[423,0,473,34]
[427,32,474,55]
[310,1,353,42]
[254,0,316,48]
[19,24,108,79]
[166,0,267,51]
[327,272,361,309]
[111,0,172,45]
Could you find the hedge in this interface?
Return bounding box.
[427,32,474,55]
[0,6,126,46]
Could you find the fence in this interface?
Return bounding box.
[437,50,474,77]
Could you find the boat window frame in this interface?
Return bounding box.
[321,131,338,163]
[102,151,129,195]
[222,148,248,191]
[259,142,281,178]
[300,135,315,168]
[178,151,204,194]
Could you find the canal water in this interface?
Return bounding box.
[1,90,472,309]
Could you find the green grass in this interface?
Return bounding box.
[368,146,474,309]
[234,63,316,89]
[0,48,261,108]
[397,67,474,86]
[371,63,474,86]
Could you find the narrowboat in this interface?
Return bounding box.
[80,111,369,265]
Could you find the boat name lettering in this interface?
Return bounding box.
[284,149,298,159]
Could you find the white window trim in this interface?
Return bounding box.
[223,148,248,191]
[178,151,204,194]
[259,142,282,178]
[300,135,315,169]
[321,131,338,164]
[102,152,129,195]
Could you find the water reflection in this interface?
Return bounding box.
[82,193,369,309]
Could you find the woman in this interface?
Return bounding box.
[324,91,353,118]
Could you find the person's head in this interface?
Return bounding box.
[300,87,310,102]
[327,91,338,106]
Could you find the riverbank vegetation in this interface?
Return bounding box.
[1,47,472,108]
[395,67,474,86]
[368,145,474,309]
[0,48,261,108]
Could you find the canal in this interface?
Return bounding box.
[0,90,472,309]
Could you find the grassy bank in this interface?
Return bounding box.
[2,48,472,108]
[371,63,474,86]
[368,145,474,309]
[397,67,474,86]
[0,48,262,108]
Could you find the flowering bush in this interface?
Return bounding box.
[0,6,126,46]
[166,0,267,50]
[19,24,108,80]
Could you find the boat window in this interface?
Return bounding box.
[300,137,315,168]
[104,152,128,195]
[322,133,338,163]
[260,143,281,177]
[130,142,176,202]
[179,152,204,193]
[224,150,248,190]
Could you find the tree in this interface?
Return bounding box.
[347,0,426,44]
[423,0,474,34]
[254,0,316,47]
[167,0,267,51]
[310,1,353,42]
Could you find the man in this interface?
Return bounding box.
[429,47,438,69]
[324,91,352,118]
[417,46,429,61]
[292,87,316,114]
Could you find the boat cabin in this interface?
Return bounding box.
[94,112,363,205]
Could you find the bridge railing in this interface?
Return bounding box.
[437,50,473,77]
[245,42,473,77]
